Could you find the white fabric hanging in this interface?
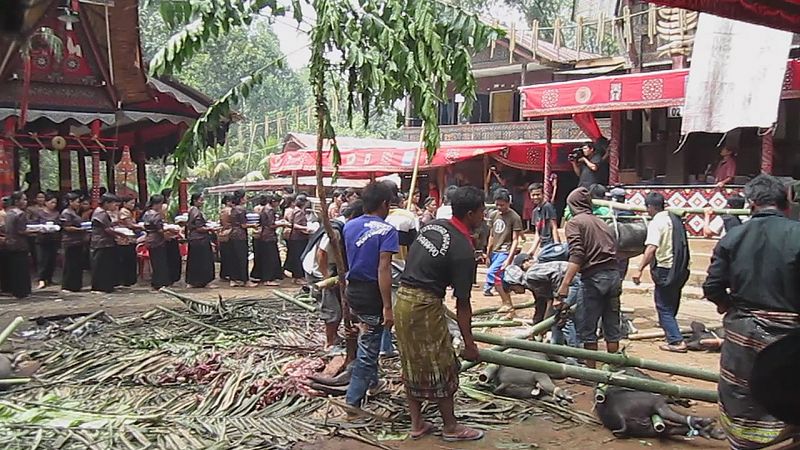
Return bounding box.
[681,13,792,135]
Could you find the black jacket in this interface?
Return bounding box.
[703,210,800,313]
[651,212,689,289]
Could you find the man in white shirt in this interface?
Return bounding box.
[632,192,689,353]
[435,185,458,220]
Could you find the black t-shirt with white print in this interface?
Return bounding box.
[400,219,476,300]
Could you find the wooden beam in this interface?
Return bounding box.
[58,150,71,196]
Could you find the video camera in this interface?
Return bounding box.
[567,147,585,162]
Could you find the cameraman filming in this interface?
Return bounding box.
[571,142,606,189]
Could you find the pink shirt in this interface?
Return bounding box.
[714,157,737,183]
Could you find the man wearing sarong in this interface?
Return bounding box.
[395,186,485,442]
[703,174,800,450]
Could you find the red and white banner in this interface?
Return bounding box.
[269,140,581,177]
[521,60,800,118]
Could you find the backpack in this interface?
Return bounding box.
[538,242,569,263]
[301,220,346,276]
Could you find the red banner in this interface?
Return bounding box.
[521,60,800,118]
[269,140,582,177]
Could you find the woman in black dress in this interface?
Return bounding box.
[217,195,234,281]
[185,193,215,288]
[249,195,268,282]
[253,194,285,286]
[283,195,310,284]
[90,194,122,293]
[60,193,87,292]
[160,189,182,285]
[228,194,254,287]
[36,192,61,289]
[116,197,141,287]
[5,192,33,298]
[142,195,170,290]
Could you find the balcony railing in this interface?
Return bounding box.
[400,118,611,142]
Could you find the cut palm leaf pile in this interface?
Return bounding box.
[0,292,600,449]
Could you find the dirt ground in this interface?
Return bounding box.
[0,267,728,450]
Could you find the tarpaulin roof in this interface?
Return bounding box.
[206,176,371,194]
[650,0,800,34]
[520,60,800,118]
[269,139,584,177]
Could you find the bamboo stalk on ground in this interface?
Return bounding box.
[472,301,536,316]
[0,378,31,385]
[0,317,25,346]
[64,310,106,333]
[461,305,576,372]
[473,332,719,382]
[470,320,528,328]
[478,348,719,403]
[274,291,317,313]
[154,306,230,335]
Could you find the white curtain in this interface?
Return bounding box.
[681,14,792,135]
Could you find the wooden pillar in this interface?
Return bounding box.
[483,154,490,193]
[135,149,148,206]
[291,170,298,193]
[91,150,100,207]
[78,152,88,192]
[178,179,189,213]
[58,149,72,195]
[761,131,774,174]
[520,62,528,86]
[105,149,115,193]
[544,117,553,201]
[609,111,622,185]
[13,147,20,190]
[28,148,40,194]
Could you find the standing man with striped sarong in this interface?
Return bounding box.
[394,186,485,442]
[704,174,800,449]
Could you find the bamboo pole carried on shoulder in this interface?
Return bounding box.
[473,332,719,382]
[592,199,750,216]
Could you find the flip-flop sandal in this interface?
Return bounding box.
[442,427,485,442]
[410,422,435,440]
[496,306,513,313]
[659,344,688,353]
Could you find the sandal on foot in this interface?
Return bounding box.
[442,427,484,442]
[410,422,435,440]
[496,305,513,313]
[659,343,688,353]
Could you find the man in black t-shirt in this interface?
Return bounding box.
[572,142,606,189]
[394,186,486,442]
[527,182,560,256]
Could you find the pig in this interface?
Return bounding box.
[594,368,725,440]
[484,349,573,405]
[685,321,724,352]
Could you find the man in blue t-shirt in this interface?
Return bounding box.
[343,180,399,409]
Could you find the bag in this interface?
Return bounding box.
[538,243,569,263]
[301,221,346,275]
[607,220,647,259]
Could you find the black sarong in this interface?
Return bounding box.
[6,250,31,298]
[166,239,181,284]
[62,244,85,292]
[186,239,215,287]
[284,238,307,279]
[250,238,264,280]
[117,245,138,287]
[37,238,59,284]
[149,245,170,289]
[0,249,9,293]
[263,240,283,281]
[219,241,231,280]
[228,238,249,282]
[90,247,117,293]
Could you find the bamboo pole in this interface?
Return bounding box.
[0,317,25,347]
[473,332,719,382]
[406,124,426,212]
[274,290,318,313]
[593,199,750,216]
[154,306,230,335]
[461,305,575,372]
[0,378,31,385]
[472,301,536,316]
[64,310,106,333]
[471,320,528,329]
[478,349,719,403]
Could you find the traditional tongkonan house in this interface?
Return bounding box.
[0,0,222,209]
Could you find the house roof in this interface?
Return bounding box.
[281,132,415,153]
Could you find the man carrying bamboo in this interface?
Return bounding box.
[703,174,800,449]
[555,187,620,369]
[394,186,485,442]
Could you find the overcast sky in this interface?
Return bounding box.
[271,1,524,70]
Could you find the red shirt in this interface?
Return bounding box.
[714,157,737,183]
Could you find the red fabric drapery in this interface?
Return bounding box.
[269,140,580,177]
[521,61,800,118]
[650,0,800,34]
[572,113,604,141]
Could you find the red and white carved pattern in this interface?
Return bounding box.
[641,79,664,100]
[626,186,744,237]
[541,89,559,108]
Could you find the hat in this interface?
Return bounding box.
[512,253,531,268]
[503,265,526,287]
[610,187,626,198]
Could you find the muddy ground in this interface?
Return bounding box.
[0,267,727,450]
